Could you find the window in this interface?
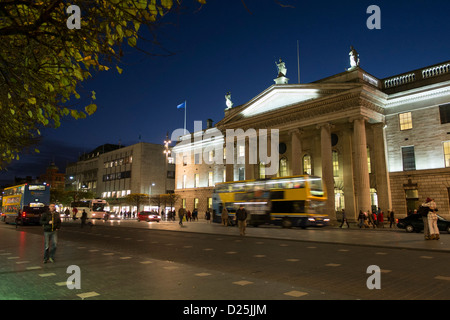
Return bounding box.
[402,146,416,171]
[399,112,413,130]
[194,173,199,187]
[259,162,266,179]
[223,168,226,182]
[332,151,339,177]
[367,146,372,174]
[439,103,450,124]
[182,175,187,189]
[194,198,199,209]
[208,197,212,209]
[279,158,288,177]
[303,154,312,175]
[444,141,450,167]
[334,189,345,211]
[238,167,245,180]
[208,171,213,186]
[239,145,245,157]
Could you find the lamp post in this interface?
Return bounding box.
[163,133,171,216]
[149,182,155,211]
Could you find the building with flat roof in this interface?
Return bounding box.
[66,142,175,213]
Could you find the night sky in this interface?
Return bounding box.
[1,0,450,184]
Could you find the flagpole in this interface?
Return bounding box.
[184,100,187,135]
[297,40,300,84]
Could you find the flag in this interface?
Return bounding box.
[177,101,186,109]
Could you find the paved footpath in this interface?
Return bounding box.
[94,219,450,253]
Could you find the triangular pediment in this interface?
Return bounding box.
[218,83,361,126]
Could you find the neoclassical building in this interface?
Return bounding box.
[174,51,450,222]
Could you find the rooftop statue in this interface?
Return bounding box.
[349,46,360,68]
[275,58,287,77]
[225,92,233,109]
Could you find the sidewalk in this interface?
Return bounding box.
[87,218,450,253]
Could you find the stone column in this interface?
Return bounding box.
[352,117,371,212]
[317,123,335,221]
[289,129,303,175]
[372,123,392,211]
[341,128,356,222]
[245,137,256,180]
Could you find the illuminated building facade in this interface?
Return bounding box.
[174,57,450,222]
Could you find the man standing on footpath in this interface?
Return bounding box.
[40,203,61,263]
[235,205,248,236]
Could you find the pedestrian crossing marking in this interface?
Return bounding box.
[77,292,100,299]
[39,273,56,277]
[284,290,308,298]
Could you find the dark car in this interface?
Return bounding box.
[137,211,161,222]
[397,214,450,233]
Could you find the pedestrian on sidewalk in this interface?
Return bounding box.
[427,198,440,240]
[378,210,384,228]
[178,207,186,226]
[389,210,396,228]
[368,209,376,228]
[222,207,229,226]
[40,203,61,263]
[358,210,365,228]
[339,209,349,228]
[419,198,432,240]
[236,205,248,236]
[81,209,87,228]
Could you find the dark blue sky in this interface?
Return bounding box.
[1,0,450,184]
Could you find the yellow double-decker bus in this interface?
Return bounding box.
[212,175,329,228]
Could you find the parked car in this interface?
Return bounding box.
[137,211,161,222]
[397,214,450,233]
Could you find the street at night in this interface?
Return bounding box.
[1,220,449,302]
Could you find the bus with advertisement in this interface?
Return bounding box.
[70,198,109,220]
[1,183,51,225]
[212,175,329,228]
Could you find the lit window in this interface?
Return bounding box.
[194,173,199,187]
[208,171,213,187]
[444,141,450,167]
[183,175,187,188]
[399,112,412,130]
[332,151,339,177]
[259,162,266,179]
[279,158,287,177]
[239,145,245,157]
[303,154,312,175]
[367,146,371,174]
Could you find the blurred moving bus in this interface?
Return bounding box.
[212,175,329,228]
[70,199,109,219]
[1,183,50,225]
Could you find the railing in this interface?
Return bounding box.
[384,73,416,88]
[383,62,450,89]
[422,63,450,79]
